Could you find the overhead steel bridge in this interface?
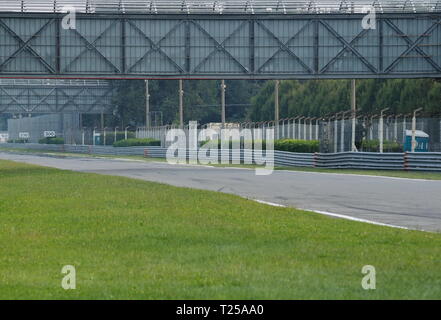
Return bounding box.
[0,0,440,79]
[0,79,115,114]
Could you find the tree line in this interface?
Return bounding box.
[93,78,441,128]
[248,79,441,121]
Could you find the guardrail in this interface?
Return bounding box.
[315,152,405,170]
[1,143,441,172]
[404,152,441,172]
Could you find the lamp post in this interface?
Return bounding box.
[274,80,280,139]
[394,114,402,142]
[93,127,97,146]
[379,108,389,153]
[125,126,130,140]
[221,80,226,127]
[315,118,320,140]
[145,80,150,129]
[386,115,393,142]
[298,116,305,140]
[341,110,351,152]
[179,80,184,128]
[103,127,107,146]
[309,118,316,141]
[411,108,423,152]
[351,79,357,152]
[334,112,343,153]
[82,127,86,146]
[369,114,378,140]
[304,117,310,141]
[293,116,300,139]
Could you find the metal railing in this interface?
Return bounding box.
[3,1,439,14]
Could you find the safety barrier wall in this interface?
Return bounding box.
[1,143,441,172]
[404,152,441,172]
[314,152,405,170]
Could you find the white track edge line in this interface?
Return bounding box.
[252,199,411,230]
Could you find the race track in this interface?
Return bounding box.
[1,151,440,232]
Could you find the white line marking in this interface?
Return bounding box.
[300,208,409,230]
[275,168,440,182]
[252,199,411,230]
[253,199,287,207]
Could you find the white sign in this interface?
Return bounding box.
[0,133,9,143]
[19,132,30,139]
[44,131,56,138]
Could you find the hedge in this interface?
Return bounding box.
[7,139,28,144]
[202,139,319,153]
[113,138,161,147]
[274,139,320,153]
[361,139,402,152]
[38,137,64,145]
[102,132,136,146]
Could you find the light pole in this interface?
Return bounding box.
[303,117,308,141]
[386,115,393,142]
[103,127,108,146]
[114,126,119,143]
[379,108,389,153]
[125,126,130,140]
[274,80,280,139]
[298,116,305,140]
[315,118,320,140]
[221,80,226,127]
[351,79,357,152]
[341,110,351,152]
[93,127,97,146]
[411,108,423,152]
[82,127,86,146]
[179,80,184,128]
[334,112,343,153]
[145,80,150,129]
[369,114,378,141]
[293,116,300,139]
[309,117,316,141]
[394,114,402,142]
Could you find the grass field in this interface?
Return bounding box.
[0,159,440,299]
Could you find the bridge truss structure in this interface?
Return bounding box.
[0,1,440,79]
[0,79,115,114]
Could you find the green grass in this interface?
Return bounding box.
[0,160,440,300]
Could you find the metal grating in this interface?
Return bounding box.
[0,78,115,113]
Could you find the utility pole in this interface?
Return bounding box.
[412,108,423,152]
[221,80,226,126]
[351,79,357,152]
[179,79,184,128]
[274,80,280,139]
[145,80,150,128]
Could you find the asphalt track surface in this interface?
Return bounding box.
[1,151,441,232]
